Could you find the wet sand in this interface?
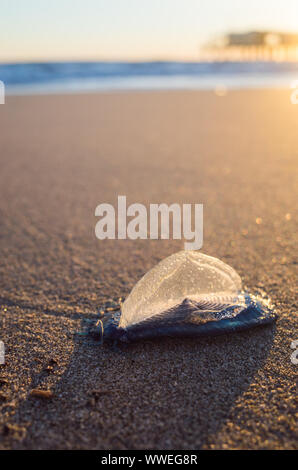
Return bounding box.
[0,90,297,449]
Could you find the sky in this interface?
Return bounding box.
[0,0,297,62]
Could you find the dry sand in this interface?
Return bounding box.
[0,90,297,449]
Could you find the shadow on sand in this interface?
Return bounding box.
[8,318,276,449]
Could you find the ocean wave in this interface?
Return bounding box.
[1,61,298,93]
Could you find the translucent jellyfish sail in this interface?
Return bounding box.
[100,251,276,342]
[119,251,243,329]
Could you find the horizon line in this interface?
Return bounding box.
[1,57,298,66]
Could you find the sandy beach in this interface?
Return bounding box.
[0,90,297,449]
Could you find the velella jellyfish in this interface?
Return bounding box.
[99,251,276,342]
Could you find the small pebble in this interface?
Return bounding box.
[30,389,54,399]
